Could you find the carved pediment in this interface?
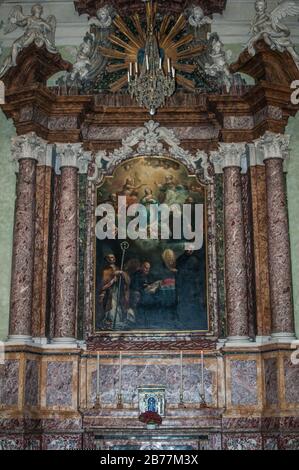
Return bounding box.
[88,120,212,184]
[0,44,72,91]
[230,40,299,87]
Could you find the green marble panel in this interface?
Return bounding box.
[0,110,16,340]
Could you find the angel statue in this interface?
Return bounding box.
[60,5,115,93]
[246,0,299,69]
[186,5,212,41]
[0,4,57,78]
[204,33,233,93]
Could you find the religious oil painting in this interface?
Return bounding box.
[95,156,208,332]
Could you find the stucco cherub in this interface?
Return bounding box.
[0,3,57,78]
[188,6,212,29]
[246,0,299,69]
[204,33,233,93]
[186,5,212,41]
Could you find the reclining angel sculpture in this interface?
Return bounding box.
[246,0,299,69]
[58,5,115,93]
[0,3,57,78]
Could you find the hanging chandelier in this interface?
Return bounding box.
[127,0,176,115]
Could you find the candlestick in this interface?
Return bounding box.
[171,66,175,78]
[127,71,130,83]
[93,351,101,409]
[119,351,122,394]
[135,62,138,74]
[199,350,207,408]
[146,54,149,71]
[96,351,100,397]
[201,350,204,396]
[129,62,132,76]
[178,351,185,407]
[159,57,162,69]
[117,351,123,409]
[180,351,183,395]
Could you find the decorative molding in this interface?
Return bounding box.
[86,335,218,351]
[210,142,247,173]
[88,120,212,183]
[255,131,290,161]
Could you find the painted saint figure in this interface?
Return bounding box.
[98,253,130,329]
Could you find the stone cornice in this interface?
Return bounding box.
[1,82,297,151]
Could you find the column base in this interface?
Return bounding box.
[50,337,78,348]
[6,335,32,345]
[32,337,49,345]
[255,335,272,344]
[271,332,297,343]
[225,336,257,347]
[227,335,251,343]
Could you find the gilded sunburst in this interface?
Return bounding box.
[100,1,205,93]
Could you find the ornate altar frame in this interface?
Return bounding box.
[0,0,299,450]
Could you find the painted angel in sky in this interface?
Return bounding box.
[246,0,299,69]
[0,4,57,78]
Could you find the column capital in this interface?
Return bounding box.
[255,131,290,161]
[56,143,92,174]
[210,142,247,174]
[37,143,55,168]
[11,132,47,163]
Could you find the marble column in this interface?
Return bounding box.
[256,132,295,341]
[8,133,47,343]
[52,144,91,344]
[248,144,271,342]
[32,145,55,344]
[211,143,250,343]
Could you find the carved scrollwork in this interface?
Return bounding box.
[88,120,213,184]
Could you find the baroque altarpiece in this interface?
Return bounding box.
[0,0,299,450]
